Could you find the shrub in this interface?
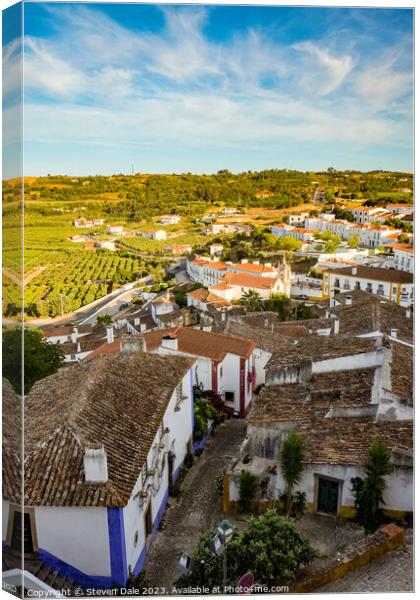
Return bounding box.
[176,510,317,588]
[239,470,258,513]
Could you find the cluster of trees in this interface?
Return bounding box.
[3,327,63,394]
[238,291,317,321]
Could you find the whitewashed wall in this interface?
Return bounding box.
[222,353,241,412]
[35,506,111,576]
[123,368,194,574]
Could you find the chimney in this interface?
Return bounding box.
[264,318,269,328]
[351,267,357,275]
[406,307,412,319]
[106,325,114,344]
[162,335,178,351]
[71,326,78,344]
[390,328,398,339]
[120,335,145,354]
[84,446,108,483]
[329,296,334,308]
[240,259,248,264]
[333,318,340,335]
[345,295,352,305]
[264,262,272,268]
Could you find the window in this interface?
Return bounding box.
[70,354,76,361]
[377,285,384,296]
[334,279,340,288]
[355,281,361,290]
[366,283,372,293]
[220,366,223,377]
[224,391,235,404]
[67,336,72,341]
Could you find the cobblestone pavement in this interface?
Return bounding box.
[318,528,413,593]
[143,419,247,593]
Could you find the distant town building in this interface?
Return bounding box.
[322,265,413,306]
[384,243,414,273]
[164,243,192,254]
[209,244,224,257]
[106,224,124,235]
[159,214,181,225]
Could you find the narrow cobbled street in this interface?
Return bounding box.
[143,419,246,593]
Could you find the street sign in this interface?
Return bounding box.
[237,572,255,594]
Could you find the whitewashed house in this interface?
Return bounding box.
[106,225,124,235]
[159,215,181,225]
[385,243,414,273]
[224,334,413,519]
[386,204,413,216]
[2,349,196,588]
[142,327,257,417]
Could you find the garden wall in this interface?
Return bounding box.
[290,524,404,592]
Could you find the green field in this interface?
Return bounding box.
[2,170,413,319]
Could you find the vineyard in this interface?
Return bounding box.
[20,251,146,317]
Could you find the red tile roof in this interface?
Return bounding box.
[231,263,274,274]
[221,272,279,289]
[143,326,255,361]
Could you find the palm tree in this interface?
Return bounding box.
[352,441,393,533]
[279,432,305,517]
[238,289,264,312]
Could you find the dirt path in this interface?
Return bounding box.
[143,420,246,592]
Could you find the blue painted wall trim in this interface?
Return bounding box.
[107,507,128,587]
[131,487,169,577]
[38,548,113,589]
[152,489,169,534]
[132,544,147,577]
[192,421,214,453]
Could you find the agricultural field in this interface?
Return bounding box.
[122,232,211,254]
[2,206,150,318]
[2,169,413,320]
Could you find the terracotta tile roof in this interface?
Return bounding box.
[187,287,231,307]
[265,335,378,372]
[42,326,73,337]
[325,265,413,284]
[224,321,294,354]
[231,263,274,274]
[389,341,413,404]
[2,378,22,503]
[156,307,190,324]
[326,292,413,343]
[143,326,255,361]
[84,339,121,361]
[23,353,194,507]
[194,259,228,270]
[152,293,176,305]
[221,272,279,289]
[385,243,414,253]
[248,371,412,467]
[210,282,232,291]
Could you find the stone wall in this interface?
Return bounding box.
[290,524,404,592]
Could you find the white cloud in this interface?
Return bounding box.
[21,4,413,171]
[292,41,355,96]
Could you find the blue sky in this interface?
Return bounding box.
[4,2,414,176]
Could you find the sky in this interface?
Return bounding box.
[2,2,414,176]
